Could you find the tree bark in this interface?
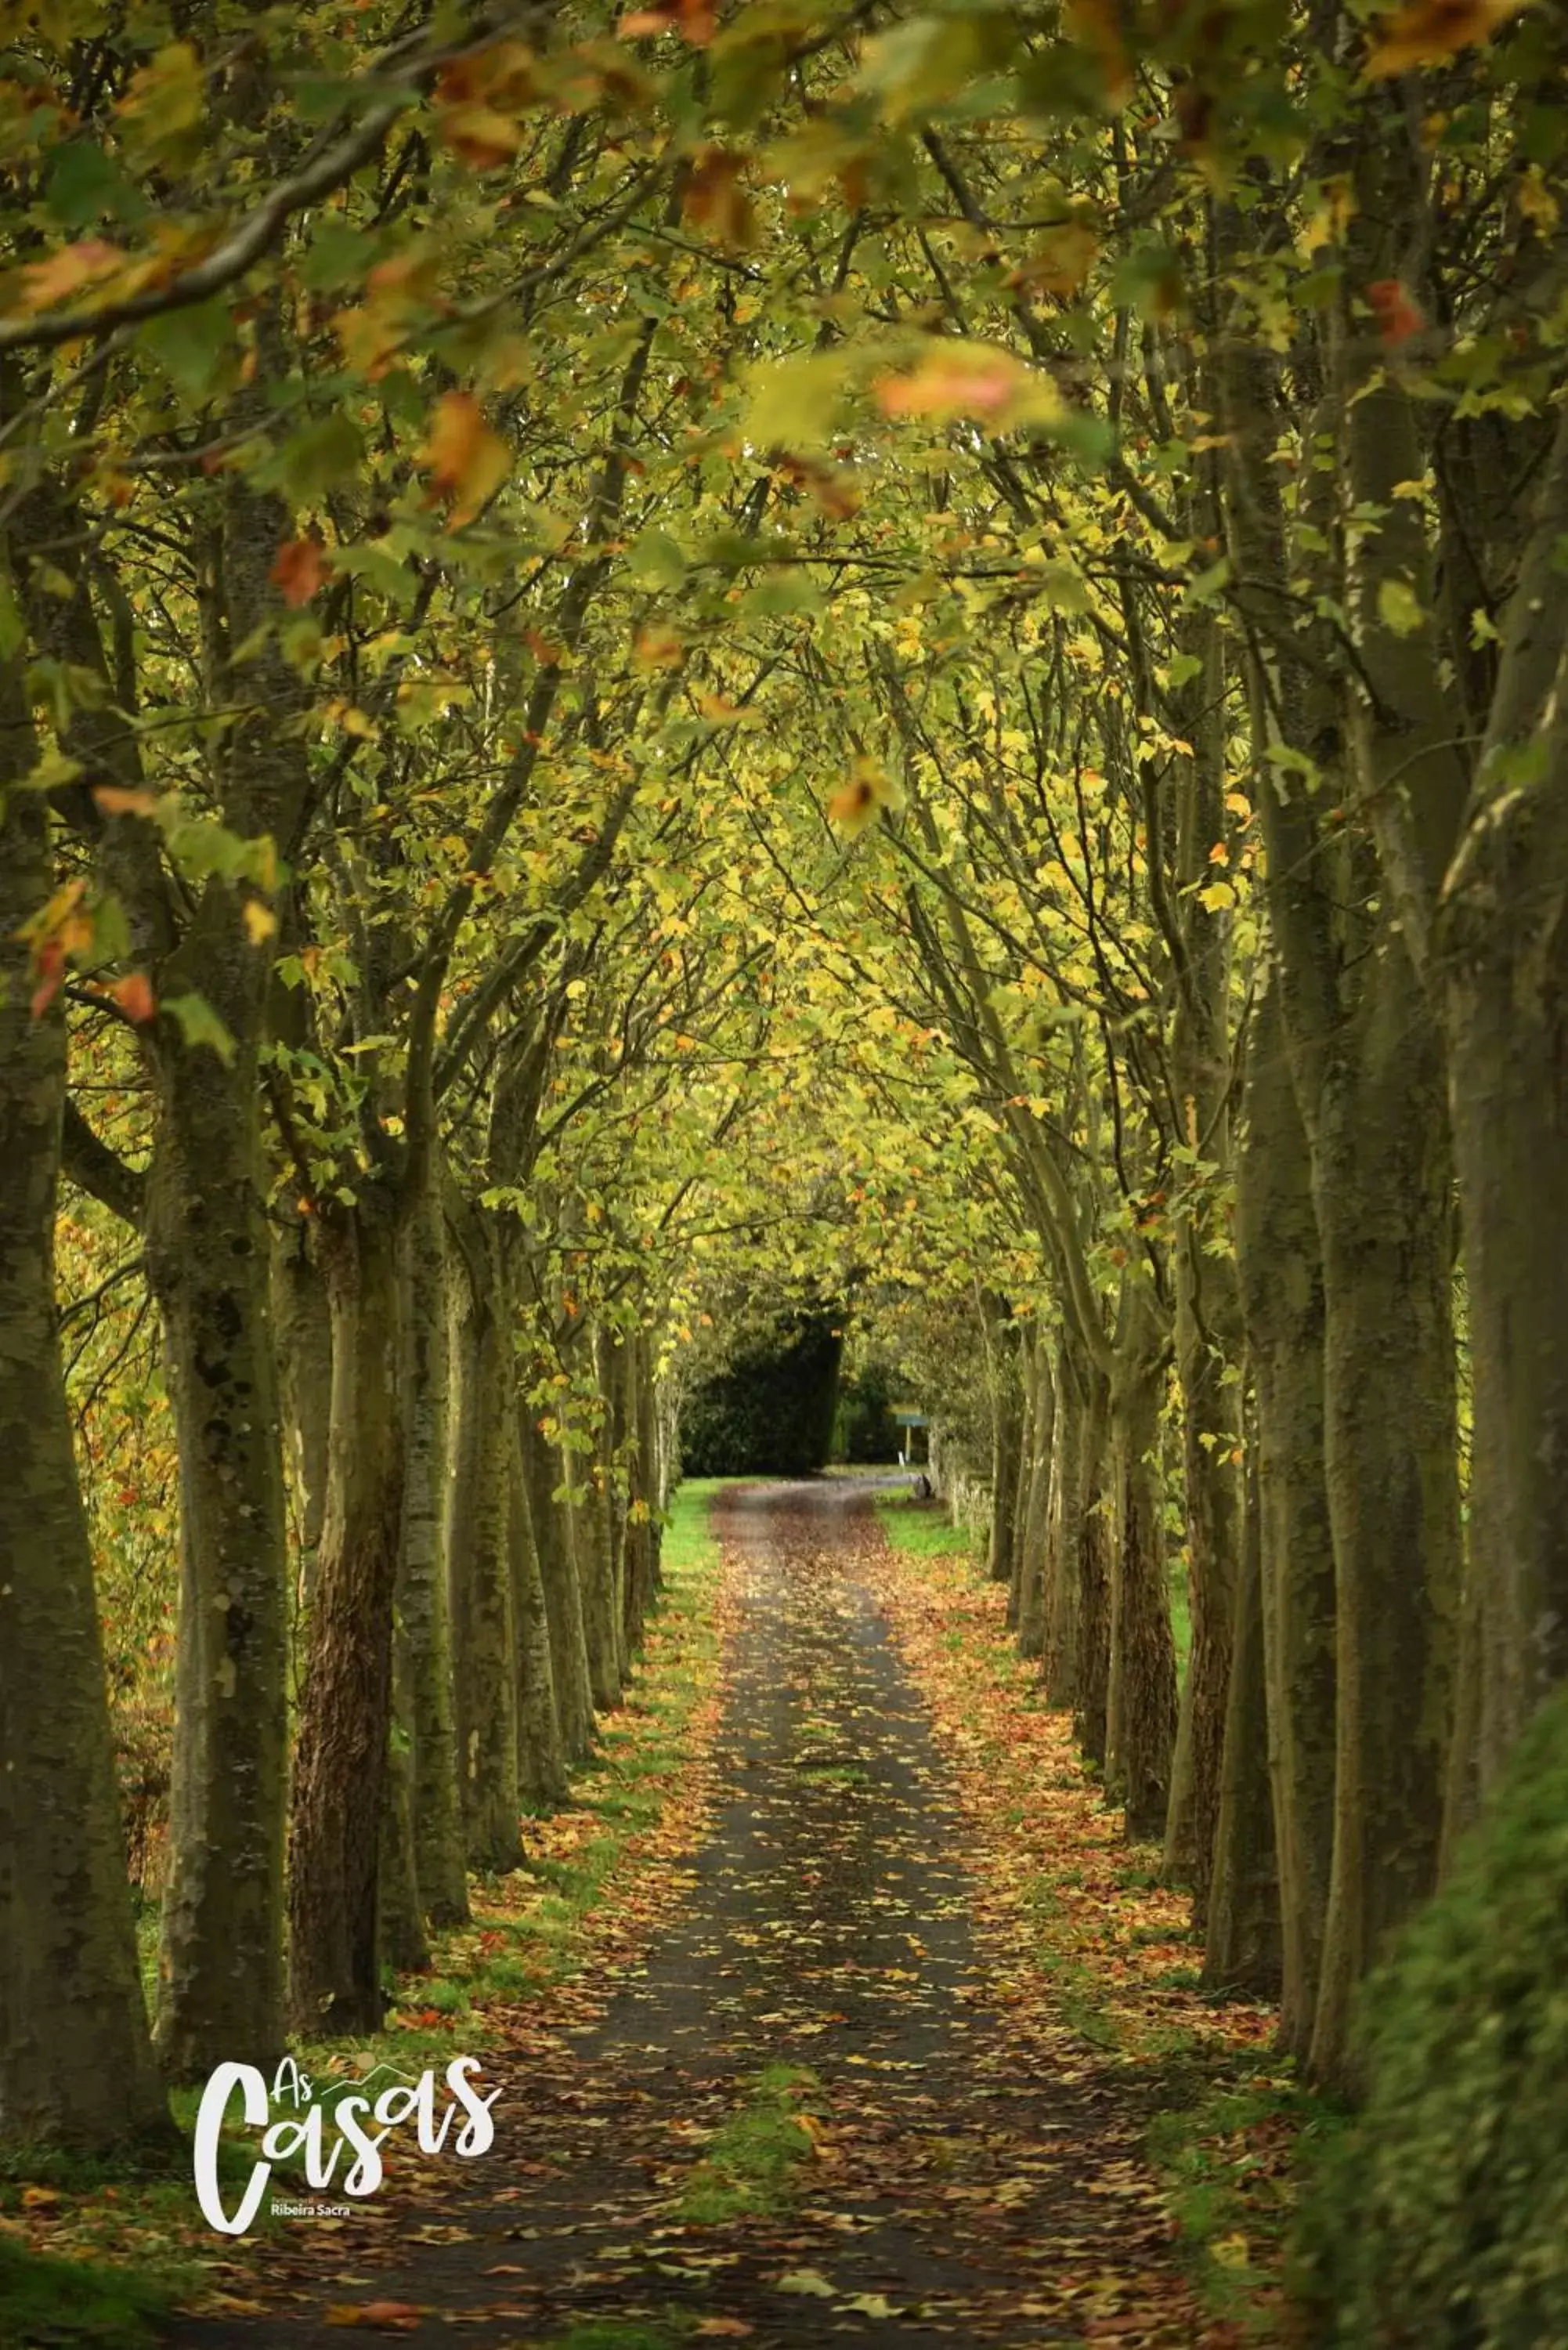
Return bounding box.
[1236,975,1337,2059]
[1201,1439,1281,1995]
[272,1204,332,1627]
[287,1188,405,2035]
[520,1404,596,1764]
[985,1301,1023,1588]
[447,1244,522,1873]
[1306,937,1461,2088]
[0,713,169,2149]
[1106,1325,1180,1842]
[508,1415,568,1809]
[398,1170,468,1925]
[1074,1367,1115,1769]
[1435,401,1568,1826]
[1015,1336,1054,1661]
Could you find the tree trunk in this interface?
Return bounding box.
[1015,1339,1054,1661]
[273,1206,332,1630]
[598,1328,632,1683]
[377,1663,428,1976]
[287,1188,405,2036]
[1042,1337,1087,1712]
[1436,403,1568,1826]
[1236,976,1337,2059]
[985,1303,1023,1587]
[1202,1439,1281,1995]
[1165,1238,1244,1911]
[1306,941,1461,2088]
[398,1172,468,1926]
[1006,1336,1036,1635]
[447,1257,522,1874]
[572,1434,623,1713]
[146,961,289,2081]
[508,1416,568,1809]
[520,1405,596,1763]
[0,761,169,2149]
[1074,1368,1115,1769]
[1106,1332,1180,1842]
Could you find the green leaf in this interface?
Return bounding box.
[265,414,367,503]
[44,140,148,230]
[1376,577,1425,638]
[139,299,235,402]
[163,993,237,1065]
[628,529,689,591]
[743,352,854,452]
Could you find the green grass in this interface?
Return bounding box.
[1145,2058,1326,2336]
[873,1489,982,1560]
[0,2239,172,2348]
[674,2064,822,2225]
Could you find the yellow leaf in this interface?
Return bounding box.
[1199,880,1236,913]
[244,901,277,945]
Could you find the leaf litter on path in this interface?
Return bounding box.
[156,1477,1264,2347]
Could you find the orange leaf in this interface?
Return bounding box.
[1365,0,1528,76]
[112,973,157,1025]
[92,785,160,818]
[1368,277,1425,347]
[270,538,329,607]
[29,939,66,1020]
[695,2322,755,2338]
[619,0,717,43]
[418,392,510,527]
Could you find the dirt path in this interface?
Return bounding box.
[174,1479,1194,2348]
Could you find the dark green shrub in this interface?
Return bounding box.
[832,1358,903,1462]
[1292,1678,1568,2348]
[679,1314,842,1477]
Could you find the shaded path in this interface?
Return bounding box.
[177,1480,1186,2347]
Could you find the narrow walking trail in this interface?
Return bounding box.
[178,1480,1209,2348]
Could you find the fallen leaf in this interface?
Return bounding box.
[323,2304,425,2332]
[775,2268,836,2297]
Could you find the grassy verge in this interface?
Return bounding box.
[873,1487,983,1561]
[674,2063,822,2225]
[2,1480,730,2342]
